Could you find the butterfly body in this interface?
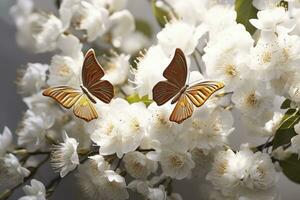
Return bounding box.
[152,48,224,124]
[80,85,96,103]
[171,85,189,104]
[43,49,114,122]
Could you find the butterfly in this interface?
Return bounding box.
[152,48,224,124]
[43,49,114,122]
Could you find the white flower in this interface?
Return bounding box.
[17,63,48,96]
[253,0,282,10]
[56,34,83,61]
[10,0,33,27]
[88,155,110,172]
[15,12,63,53]
[60,0,109,42]
[231,80,274,121]
[19,179,46,200]
[51,132,79,177]
[204,5,237,39]
[78,164,129,200]
[100,170,129,200]
[64,119,91,150]
[165,0,209,25]
[103,53,130,85]
[156,150,195,180]
[124,151,157,179]
[157,20,207,55]
[48,55,81,87]
[203,24,253,91]
[0,127,13,157]
[147,103,187,151]
[185,107,234,151]
[246,152,277,190]
[48,34,83,87]
[207,147,277,195]
[90,98,151,158]
[109,10,135,48]
[18,108,55,151]
[119,31,150,54]
[250,7,294,33]
[0,154,30,188]
[272,146,292,161]
[133,45,172,98]
[128,180,166,200]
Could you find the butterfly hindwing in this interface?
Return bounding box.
[73,95,98,122]
[169,94,194,124]
[43,86,82,109]
[163,48,187,88]
[186,81,224,107]
[89,80,114,104]
[152,81,181,106]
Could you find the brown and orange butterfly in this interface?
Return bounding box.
[152,48,224,124]
[43,49,114,122]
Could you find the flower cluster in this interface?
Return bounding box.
[4,0,300,199]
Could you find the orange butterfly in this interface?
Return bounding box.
[152,48,224,124]
[43,49,114,122]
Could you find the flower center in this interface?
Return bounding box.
[225,64,237,77]
[246,93,258,107]
[216,160,228,175]
[58,64,71,76]
[170,155,184,168]
[262,51,272,64]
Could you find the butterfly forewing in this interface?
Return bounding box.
[169,94,194,124]
[153,81,181,106]
[73,95,98,122]
[43,86,82,109]
[82,49,105,88]
[82,49,114,103]
[186,81,224,107]
[163,48,187,88]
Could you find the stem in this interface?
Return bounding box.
[254,140,273,152]
[114,156,124,171]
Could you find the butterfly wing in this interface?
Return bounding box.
[43,86,82,109]
[73,95,98,122]
[88,80,114,104]
[163,48,187,88]
[186,81,224,107]
[82,49,114,103]
[152,48,187,105]
[169,94,194,124]
[43,86,98,122]
[82,49,105,87]
[152,81,181,106]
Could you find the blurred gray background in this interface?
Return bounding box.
[0,0,300,199]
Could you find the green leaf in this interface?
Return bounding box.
[280,154,300,184]
[273,109,300,150]
[235,0,258,35]
[281,99,291,109]
[151,0,171,27]
[127,94,153,106]
[135,19,153,38]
